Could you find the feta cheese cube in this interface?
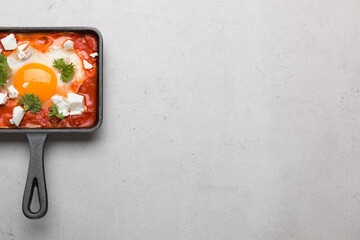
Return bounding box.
[83,59,93,69]
[51,95,63,105]
[22,82,29,88]
[1,34,17,50]
[0,93,7,105]
[8,86,19,98]
[17,51,26,59]
[67,93,84,115]
[57,101,70,117]
[63,40,74,50]
[16,43,33,60]
[7,85,19,99]
[51,95,70,116]
[90,52,98,58]
[17,43,27,52]
[10,106,25,127]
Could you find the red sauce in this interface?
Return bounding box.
[0,32,98,128]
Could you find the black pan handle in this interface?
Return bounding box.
[22,133,48,219]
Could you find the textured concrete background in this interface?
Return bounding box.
[0,0,360,239]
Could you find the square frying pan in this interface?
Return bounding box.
[0,27,103,219]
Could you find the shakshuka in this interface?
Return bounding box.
[0,32,98,128]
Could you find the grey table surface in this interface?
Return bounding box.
[0,0,360,239]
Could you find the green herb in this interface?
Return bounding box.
[0,53,12,87]
[52,58,75,82]
[48,104,64,119]
[18,93,42,114]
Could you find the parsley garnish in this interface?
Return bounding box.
[18,93,42,114]
[53,58,75,82]
[0,53,11,87]
[48,104,64,119]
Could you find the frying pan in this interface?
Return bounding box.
[0,27,103,219]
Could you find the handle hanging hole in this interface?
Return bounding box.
[30,180,40,213]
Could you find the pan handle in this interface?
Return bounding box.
[22,133,48,219]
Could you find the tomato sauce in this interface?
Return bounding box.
[0,32,98,128]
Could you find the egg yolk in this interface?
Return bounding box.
[14,63,57,102]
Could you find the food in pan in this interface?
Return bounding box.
[0,32,98,128]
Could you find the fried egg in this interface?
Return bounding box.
[5,38,85,104]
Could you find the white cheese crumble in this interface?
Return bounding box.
[0,93,7,105]
[10,106,25,127]
[17,51,26,60]
[50,93,86,117]
[83,59,93,69]
[16,43,33,60]
[90,52,98,58]
[1,34,17,50]
[67,93,85,115]
[51,95,70,117]
[0,49,2,53]
[22,82,29,88]
[17,43,27,52]
[63,40,74,50]
[7,85,19,99]
[51,95,63,105]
